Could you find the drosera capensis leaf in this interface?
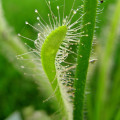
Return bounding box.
[41,25,69,119]
[41,25,67,84]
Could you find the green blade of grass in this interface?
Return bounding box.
[73,0,98,120]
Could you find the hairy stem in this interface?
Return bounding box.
[73,0,97,119]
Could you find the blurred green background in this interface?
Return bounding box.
[0,0,58,119]
[0,0,119,120]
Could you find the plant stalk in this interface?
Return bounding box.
[73,0,97,119]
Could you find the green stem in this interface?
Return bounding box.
[73,0,97,120]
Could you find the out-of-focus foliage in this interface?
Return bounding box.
[0,53,55,119]
[0,0,57,119]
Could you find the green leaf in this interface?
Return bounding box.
[41,25,67,85]
[41,25,69,119]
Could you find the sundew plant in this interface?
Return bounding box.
[0,0,120,120]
